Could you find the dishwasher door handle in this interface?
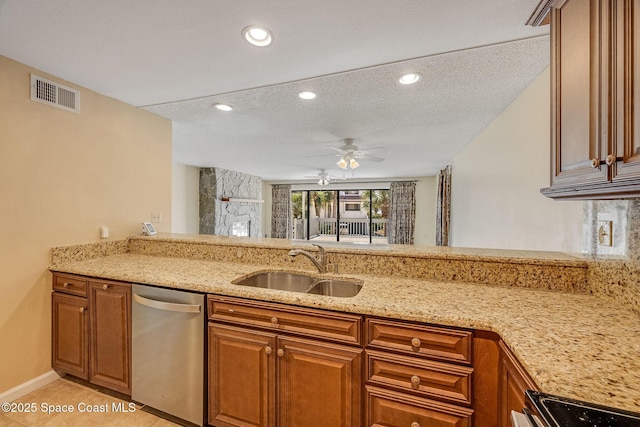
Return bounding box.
[133,293,202,313]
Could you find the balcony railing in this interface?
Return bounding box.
[293,217,387,240]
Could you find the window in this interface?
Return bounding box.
[290,189,388,244]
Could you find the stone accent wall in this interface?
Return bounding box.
[199,167,262,237]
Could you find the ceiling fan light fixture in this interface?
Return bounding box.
[337,157,348,169]
[214,103,233,111]
[318,178,329,186]
[242,26,274,47]
[349,157,359,169]
[298,91,317,100]
[398,72,422,85]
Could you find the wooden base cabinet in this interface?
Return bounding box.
[277,336,362,427]
[52,292,89,380]
[498,341,538,427]
[51,273,131,395]
[88,280,132,395]
[208,324,276,427]
[207,296,363,427]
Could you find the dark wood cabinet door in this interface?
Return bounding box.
[612,0,640,181]
[51,292,89,379]
[550,0,610,189]
[208,324,276,427]
[498,341,538,427]
[89,281,131,394]
[278,336,363,427]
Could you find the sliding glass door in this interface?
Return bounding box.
[291,189,388,244]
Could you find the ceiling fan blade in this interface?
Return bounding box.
[356,153,385,162]
[327,146,347,153]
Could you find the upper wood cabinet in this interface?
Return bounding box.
[542,0,640,199]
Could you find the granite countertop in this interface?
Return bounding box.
[50,251,640,413]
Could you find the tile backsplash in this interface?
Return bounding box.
[583,199,640,314]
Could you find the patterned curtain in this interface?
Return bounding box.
[436,165,452,246]
[388,181,416,245]
[271,184,291,239]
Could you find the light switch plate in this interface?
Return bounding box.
[597,220,613,246]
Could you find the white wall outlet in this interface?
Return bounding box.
[151,212,162,223]
[99,226,109,239]
[597,220,613,246]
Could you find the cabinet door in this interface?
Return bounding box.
[51,292,89,379]
[498,342,538,427]
[550,0,610,188]
[89,281,131,394]
[613,0,640,181]
[208,324,276,427]
[278,336,363,427]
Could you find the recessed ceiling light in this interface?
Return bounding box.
[242,25,274,47]
[214,103,233,111]
[398,73,422,85]
[298,91,316,100]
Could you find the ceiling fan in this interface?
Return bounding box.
[304,169,347,186]
[328,138,386,170]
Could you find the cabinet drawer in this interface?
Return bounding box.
[208,295,363,346]
[366,350,472,406]
[366,318,472,365]
[53,273,88,297]
[366,386,473,427]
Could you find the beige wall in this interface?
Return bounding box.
[450,68,584,252]
[0,56,172,393]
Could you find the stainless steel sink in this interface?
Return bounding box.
[233,271,362,297]
[233,271,316,293]
[307,280,363,298]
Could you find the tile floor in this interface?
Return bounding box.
[1,378,181,426]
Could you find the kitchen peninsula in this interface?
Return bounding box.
[49,234,640,425]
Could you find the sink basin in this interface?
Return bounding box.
[307,280,363,297]
[233,271,316,293]
[233,272,362,297]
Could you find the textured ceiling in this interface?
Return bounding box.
[0,0,550,181]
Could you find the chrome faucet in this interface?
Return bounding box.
[288,244,327,273]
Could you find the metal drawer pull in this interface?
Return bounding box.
[591,158,599,168]
[133,293,201,313]
[277,349,285,357]
[265,346,272,355]
[410,375,421,387]
[271,317,279,324]
[411,338,421,348]
[79,307,85,313]
[411,422,420,427]
[63,282,70,288]
[102,284,109,291]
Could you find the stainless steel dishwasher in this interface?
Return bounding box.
[132,284,205,426]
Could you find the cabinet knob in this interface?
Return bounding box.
[411,338,421,348]
[79,307,85,313]
[591,158,599,168]
[63,282,69,288]
[265,346,272,355]
[277,349,284,357]
[411,422,420,427]
[410,375,421,387]
[102,284,109,291]
[606,154,616,166]
[271,317,278,325]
